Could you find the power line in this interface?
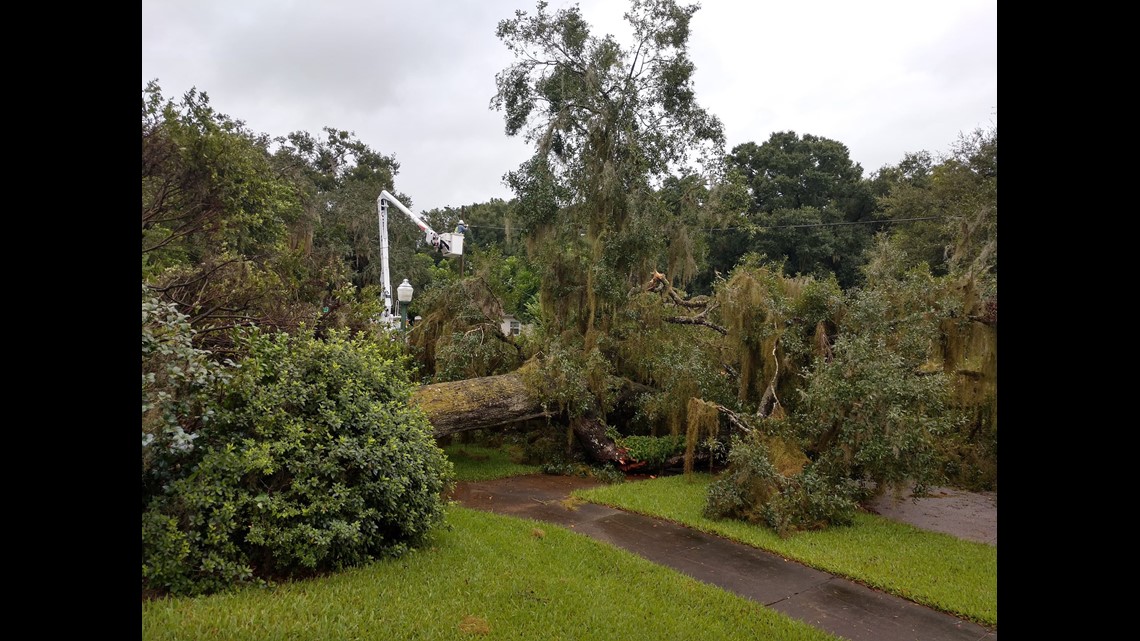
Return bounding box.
[703,216,943,231]
[467,216,943,232]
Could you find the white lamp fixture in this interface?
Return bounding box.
[397,278,414,303]
[396,278,414,329]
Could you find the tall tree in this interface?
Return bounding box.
[724,132,877,287]
[481,0,732,457]
[875,125,997,283]
[142,82,305,349]
[868,151,942,272]
[142,82,298,271]
[143,83,389,352]
[271,127,470,329]
[271,128,404,290]
[492,0,725,342]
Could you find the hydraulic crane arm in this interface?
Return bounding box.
[379,190,442,247]
[376,190,463,324]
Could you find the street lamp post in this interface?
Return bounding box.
[396,278,414,330]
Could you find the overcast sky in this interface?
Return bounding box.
[141,0,996,214]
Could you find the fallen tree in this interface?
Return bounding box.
[411,367,755,470]
[409,271,759,469]
[411,367,551,437]
[411,364,628,465]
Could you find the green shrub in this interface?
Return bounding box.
[760,468,859,535]
[791,283,962,496]
[704,433,857,537]
[142,327,453,597]
[704,434,782,525]
[142,283,231,505]
[618,434,686,468]
[141,448,260,596]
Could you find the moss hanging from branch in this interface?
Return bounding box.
[755,327,785,420]
[634,264,834,441]
[934,281,997,488]
[813,320,833,363]
[663,223,700,289]
[684,398,722,478]
[716,264,813,410]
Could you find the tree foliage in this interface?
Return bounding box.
[270,127,406,290]
[702,253,967,533]
[407,277,522,382]
[871,126,997,489]
[792,264,963,492]
[493,0,725,342]
[875,125,997,283]
[705,431,854,537]
[142,83,297,268]
[142,83,385,353]
[142,284,232,503]
[723,132,877,288]
[142,328,453,597]
[474,248,541,322]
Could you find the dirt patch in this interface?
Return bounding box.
[862,484,997,546]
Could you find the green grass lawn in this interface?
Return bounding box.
[143,448,992,638]
[574,474,997,627]
[443,443,542,481]
[142,506,842,641]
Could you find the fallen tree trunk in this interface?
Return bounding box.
[415,357,764,469]
[412,368,553,438]
[411,369,747,470]
[571,415,627,465]
[411,366,628,466]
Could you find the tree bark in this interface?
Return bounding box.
[412,368,553,438]
[411,366,627,465]
[570,415,626,465]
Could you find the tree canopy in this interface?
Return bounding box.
[721,132,878,288]
[493,0,725,341]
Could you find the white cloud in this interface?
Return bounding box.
[142,0,996,211]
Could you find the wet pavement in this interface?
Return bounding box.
[864,485,997,546]
[450,474,997,641]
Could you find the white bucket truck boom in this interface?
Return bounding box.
[377,190,464,327]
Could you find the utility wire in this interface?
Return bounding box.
[466,216,943,232]
[703,216,943,231]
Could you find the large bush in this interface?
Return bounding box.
[142,283,230,505]
[791,262,964,497]
[704,259,966,535]
[142,327,453,597]
[704,431,859,537]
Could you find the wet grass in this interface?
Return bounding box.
[141,506,842,641]
[574,474,997,627]
[443,443,541,481]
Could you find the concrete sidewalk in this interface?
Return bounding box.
[451,474,996,641]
